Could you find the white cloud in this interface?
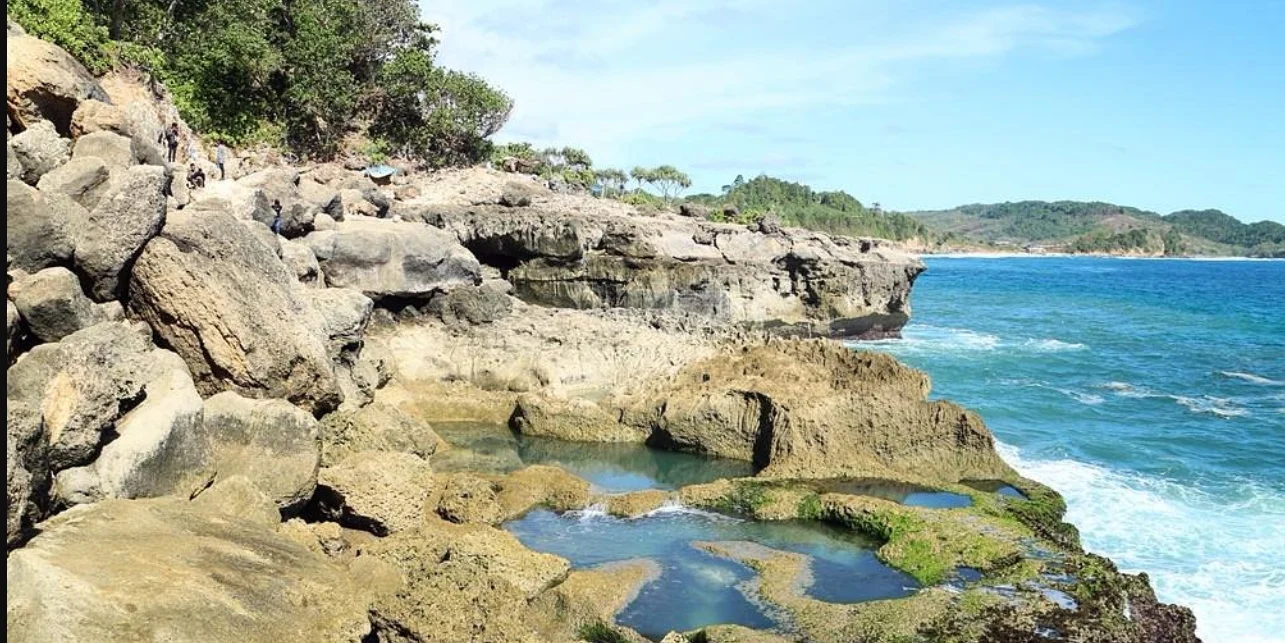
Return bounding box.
[425,1,1138,164]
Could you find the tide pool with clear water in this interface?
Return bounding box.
[861,257,1285,643]
[505,508,917,639]
[807,478,974,508]
[431,423,755,491]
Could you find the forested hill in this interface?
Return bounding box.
[687,175,933,242]
[909,201,1285,257]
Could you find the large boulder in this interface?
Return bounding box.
[71,130,137,169]
[238,167,316,236]
[5,321,189,542]
[280,239,322,287]
[9,120,69,184]
[7,267,117,342]
[6,494,383,643]
[6,434,33,548]
[6,180,79,272]
[304,218,481,300]
[6,300,23,363]
[201,391,322,514]
[314,451,436,535]
[69,98,131,138]
[128,210,341,414]
[71,164,168,300]
[300,286,372,359]
[6,30,108,135]
[186,180,273,223]
[35,156,112,210]
[51,351,208,507]
[5,322,162,474]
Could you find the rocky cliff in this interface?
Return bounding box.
[5,23,1198,643]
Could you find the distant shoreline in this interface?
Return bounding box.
[915,251,1285,261]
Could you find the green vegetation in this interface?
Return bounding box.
[912,200,1285,257]
[796,493,824,521]
[713,481,775,516]
[576,621,629,643]
[688,174,932,241]
[8,0,511,163]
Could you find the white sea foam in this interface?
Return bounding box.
[996,442,1285,643]
[861,325,1085,355]
[1173,396,1250,418]
[1057,388,1105,405]
[1220,371,1285,386]
[1023,338,1088,352]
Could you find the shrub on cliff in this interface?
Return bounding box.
[8,0,111,74]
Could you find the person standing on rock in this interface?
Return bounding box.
[216,141,228,180]
[163,123,179,163]
[271,199,284,236]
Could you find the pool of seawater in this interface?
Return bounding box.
[432,422,755,492]
[505,508,918,638]
[809,478,974,508]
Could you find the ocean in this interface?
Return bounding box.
[862,256,1285,643]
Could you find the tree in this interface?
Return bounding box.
[561,147,592,170]
[649,165,691,200]
[630,166,652,191]
[595,168,627,198]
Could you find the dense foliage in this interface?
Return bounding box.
[688,174,932,241]
[1163,210,1285,251]
[951,201,1160,242]
[8,0,512,163]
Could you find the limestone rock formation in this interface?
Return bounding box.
[304,218,481,300]
[201,391,322,514]
[301,286,372,359]
[128,210,341,413]
[624,340,1015,484]
[10,120,69,183]
[436,473,504,525]
[6,494,381,643]
[8,267,118,342]
[187,179,273,223]
[35,155,112,209]
[318,401,441,467]
[281,239,322,286]
[71,130,136,169]
[51,350,208,506]
[6,179,79,272]
[6,27,108,134]
[69,98,131,138]
[512,394,647,443]
[72,163,168,300]
[414,170,922,338]
[314,451,436,535]
[6,139,22,179]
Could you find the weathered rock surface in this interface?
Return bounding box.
[436,473,504,525]
[512,394,646,443]
[201,391,321,514]
[281,238,322,286]
[301,286,372,359]
[314,451,435,535]
[6,494,381,643]
[128,210,341,413]
[35,155,112,209]
[319,401,441,467]
[6,300,24,362]
[69,98,131,138]
[238,166,317,236]
[72,163,167,300]
[304,217,481,300]
[7,140,22,179]
[187,179,273,223]
[6,28,108,134]
[6,179,79,272]
[71,130,136,169]
[8,267,116,342]
[10,120,70,183]
[51,350,207,506]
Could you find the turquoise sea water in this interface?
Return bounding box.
[863,257,1285,643]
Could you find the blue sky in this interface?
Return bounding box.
[428,1,1284,223]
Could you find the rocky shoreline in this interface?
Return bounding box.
[6,22,1199,643]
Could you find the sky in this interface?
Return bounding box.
[425,1,1285,224]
